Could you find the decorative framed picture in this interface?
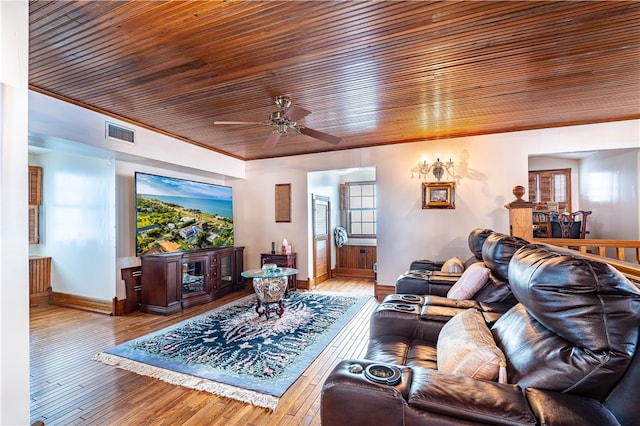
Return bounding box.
[422,181,456,209]
[275,183,292,222]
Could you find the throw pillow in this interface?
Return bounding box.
[441,256,464,273]
[446,262,490,300]
[437,308,507,382]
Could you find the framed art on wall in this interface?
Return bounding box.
[422,181,456,209]
[275,183,292,222]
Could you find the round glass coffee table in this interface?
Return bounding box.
[241,266,299,319]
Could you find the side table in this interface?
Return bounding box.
[261,252,297,291]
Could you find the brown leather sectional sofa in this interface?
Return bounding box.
[321,239,640,425]
[396,230,529,313]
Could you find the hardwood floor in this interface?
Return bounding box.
[30,277,377,425]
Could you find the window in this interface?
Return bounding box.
[528,168,572,211]
[341,181,376,238]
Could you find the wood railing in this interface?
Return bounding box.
[533,238,640,263]
[533,238,640,285]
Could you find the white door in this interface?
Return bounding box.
[312,195,330,285]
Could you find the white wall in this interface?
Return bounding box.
[29,91,246,180]
[28,91,246,301]
[28,147,234,301]
[233,148,378,280]
[29,90,640,293]
[0,2,30,424]
[238,121,639,287]
[29,78,640,293]
[580,149,640,240]
[29,149,117,300]
[239,139,503,286]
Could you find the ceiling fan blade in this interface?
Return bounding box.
[263,131,282,149]
[299,127,341,145]
[214,121,263,125]
[284,105,311,121]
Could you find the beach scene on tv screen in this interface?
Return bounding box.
[136,173,234,255]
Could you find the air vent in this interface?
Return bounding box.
[106,122,135,144]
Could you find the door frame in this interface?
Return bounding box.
[312,194,331,286]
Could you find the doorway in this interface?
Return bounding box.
[312,194,330,285]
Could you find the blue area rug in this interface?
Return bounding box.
[94,291,368,410]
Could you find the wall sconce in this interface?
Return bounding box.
[411,157,454,181]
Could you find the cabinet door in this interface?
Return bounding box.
[165,259,182,305]
[219,248,234,290]
[181,254,209,298]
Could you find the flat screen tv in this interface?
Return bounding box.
[135,172,234,256]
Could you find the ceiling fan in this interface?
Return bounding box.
[214,95,342,149]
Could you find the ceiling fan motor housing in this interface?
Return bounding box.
[274,95,292,110]
[269,110,286,122]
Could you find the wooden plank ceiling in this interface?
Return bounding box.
[29,1,640,161]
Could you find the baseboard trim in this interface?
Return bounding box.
[30,291,50,308]
[297,278,315,290]
[49,291,113,315]
[113,297,127,316]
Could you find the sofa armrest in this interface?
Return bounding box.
[420,303,477,322]
[321,359,412,426]
[426,299,509,326]
[525,387,620,425]
[396,272,460,296]
[423,295,479,308]
[426,272,463,282]
[410,259,445,271]
[322,360,538,426]
[369,303,444,343]
[408,367,537,425]
[422,295,509,312]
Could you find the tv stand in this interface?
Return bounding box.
[140,246,244,315]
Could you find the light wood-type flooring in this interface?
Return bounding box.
[30,277,377,425]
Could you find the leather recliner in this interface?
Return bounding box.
[393,227,492,296]
[407,228,494,272]
[321,244,640,425]
[395,231,529,312]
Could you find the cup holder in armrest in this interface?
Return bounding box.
[364,364,402,386]
[380,303,418,313]
[386,294,424,304]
